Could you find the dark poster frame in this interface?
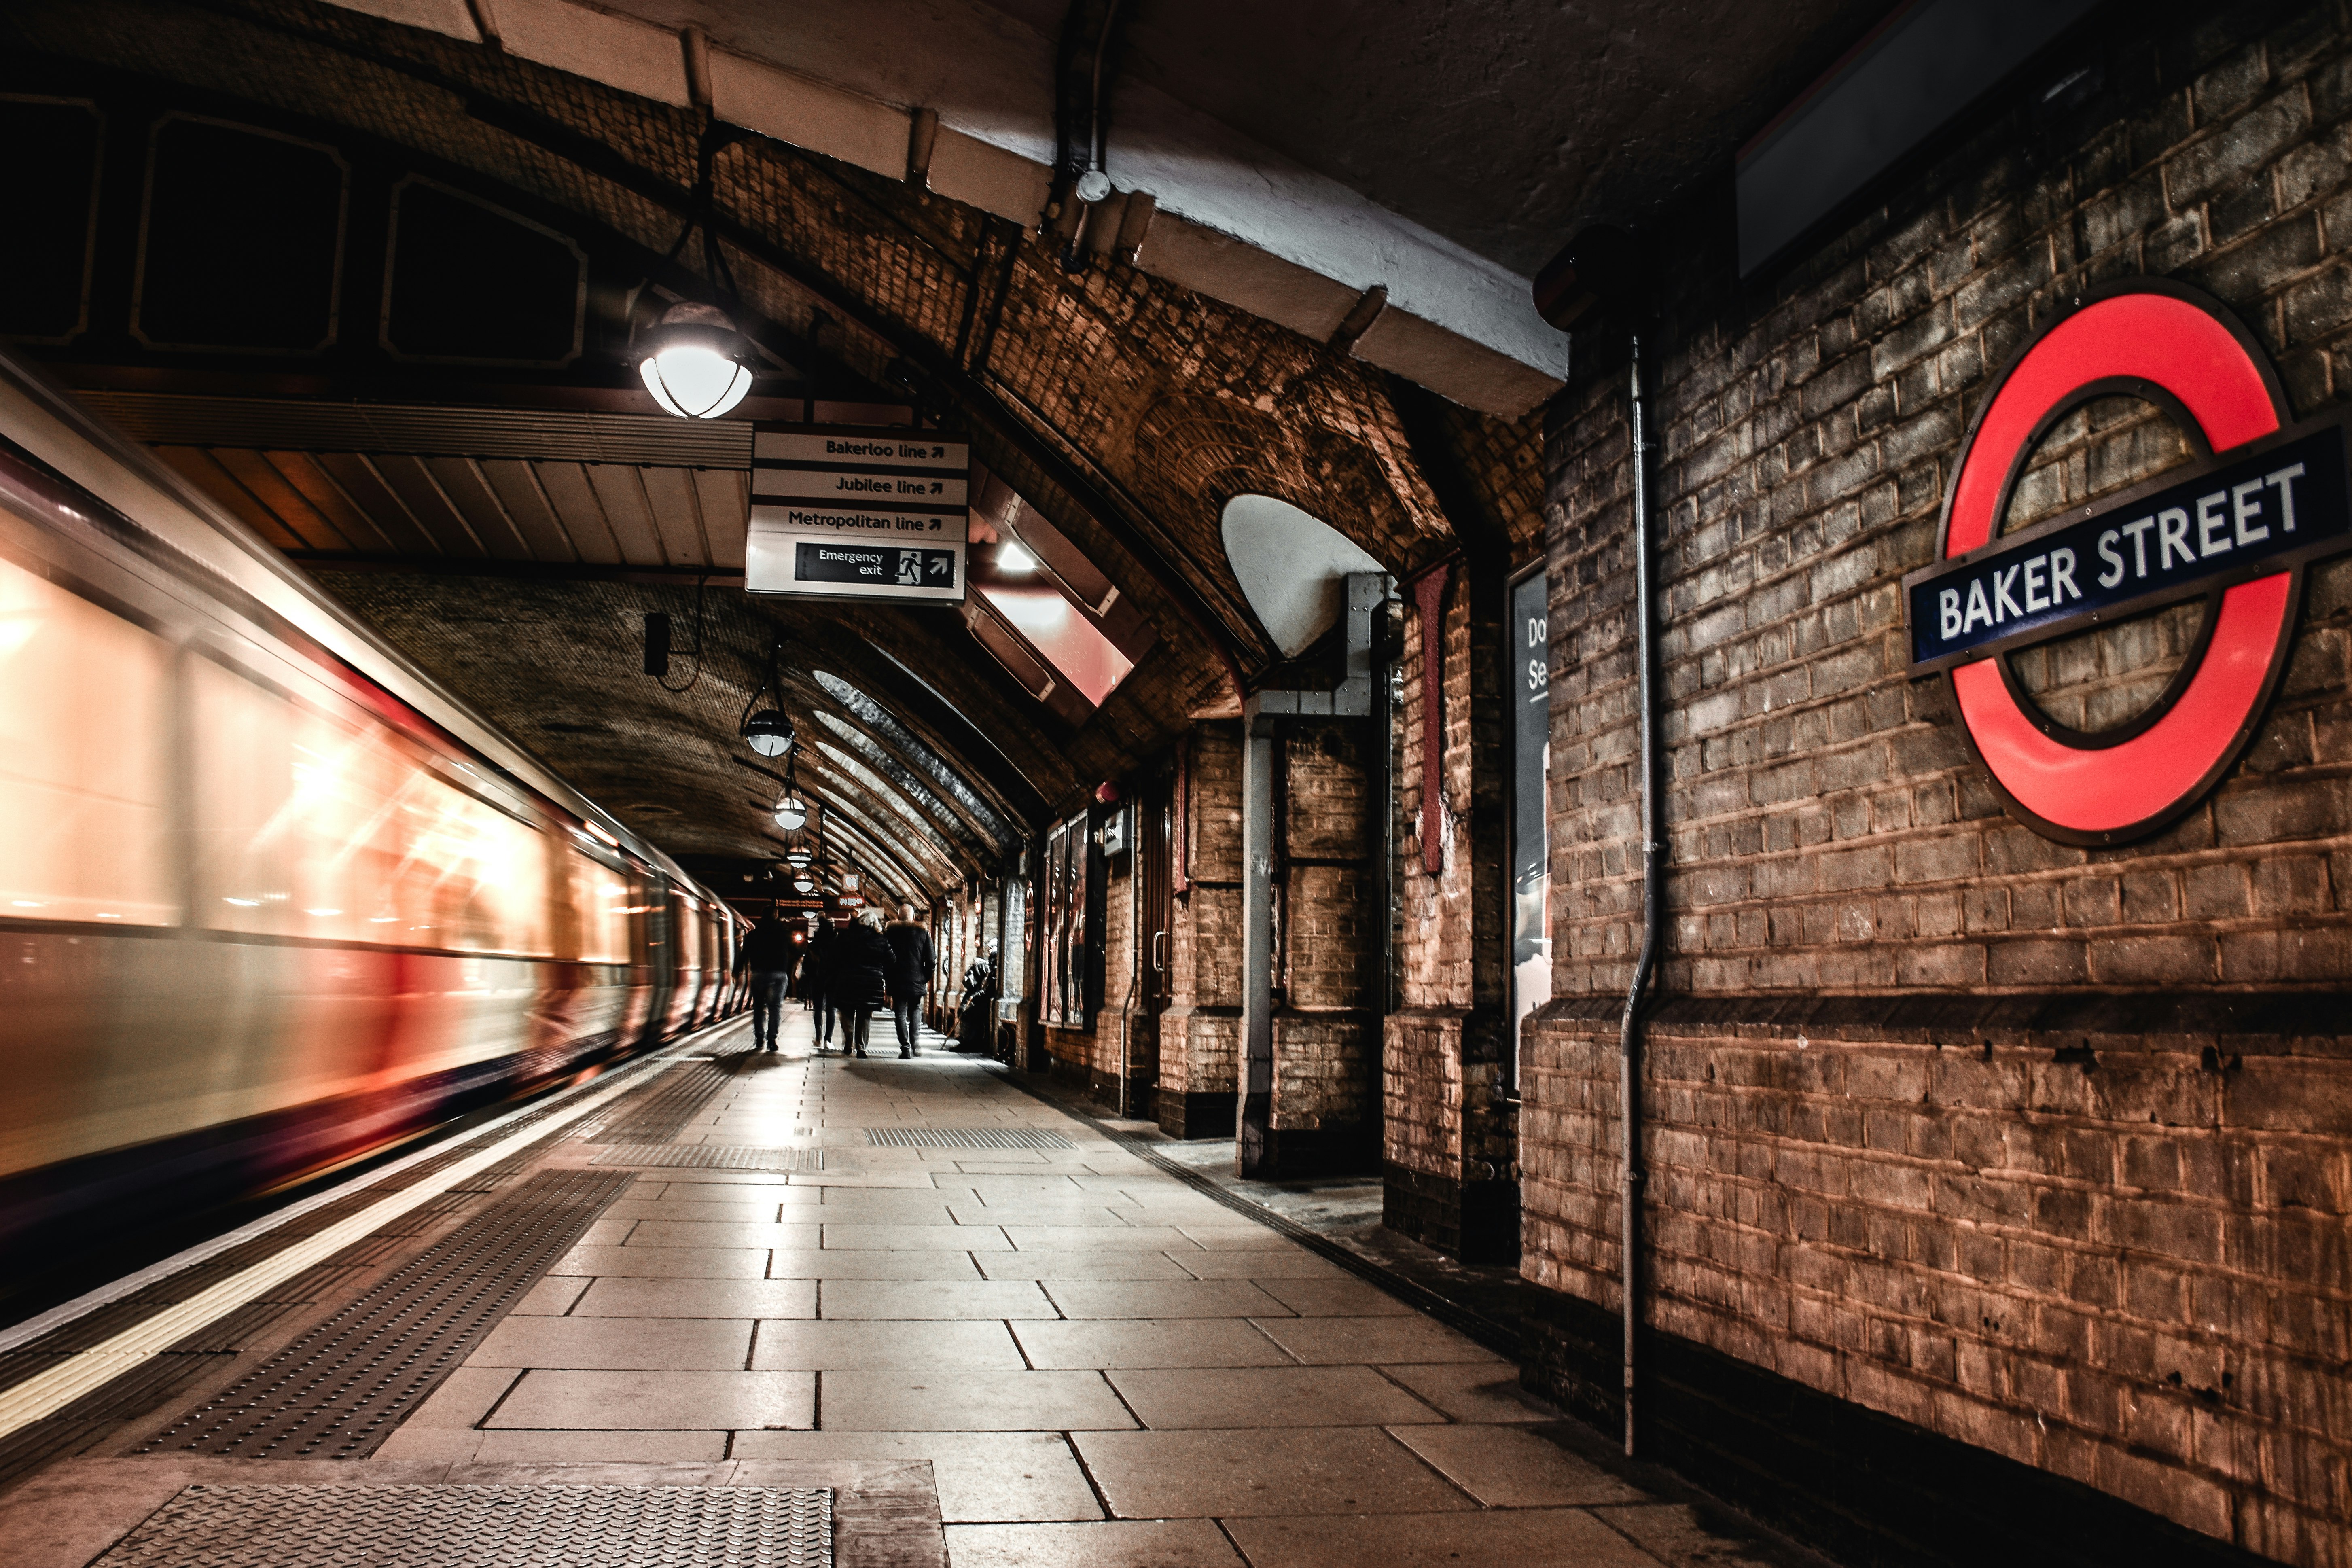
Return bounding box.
[1506,559,1551,1095]
[1041,811,1095,1029]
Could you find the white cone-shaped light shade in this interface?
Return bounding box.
[792,875,815,892]
[772,796,808,832]
[642,348,753,420]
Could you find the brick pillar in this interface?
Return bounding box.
[1157,722,1242,1137]
[1385,561,1520,1261]
[1261,716,1381,1175]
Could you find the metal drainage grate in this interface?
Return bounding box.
[142,1170,631,1459]
[93,1483,833,1567]
[589,1145,825,1170]
[862,1127,1072,1149]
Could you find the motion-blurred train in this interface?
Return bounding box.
[0,347,746,1264]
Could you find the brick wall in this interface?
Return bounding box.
[1159,723,1243,1136]
[1269,719,1378,1153]
[1387,564,1521,1256]
[1526,6,2352,1563]
[1042,852,1138,1096]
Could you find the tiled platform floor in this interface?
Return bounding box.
[369,1009,1787,1568]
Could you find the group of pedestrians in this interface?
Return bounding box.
[733,904,936,1059]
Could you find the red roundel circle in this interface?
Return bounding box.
[1938,284,2296,844]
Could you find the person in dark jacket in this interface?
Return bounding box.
[883,905,937,1059]
[733,913,799,1053]
[827,911,892,1059]
[799,916,837,1051]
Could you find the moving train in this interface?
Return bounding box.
[0,346,746,1265]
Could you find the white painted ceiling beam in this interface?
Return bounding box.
[322,0,1568,415]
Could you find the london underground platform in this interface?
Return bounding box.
[0,1013,1792,1568]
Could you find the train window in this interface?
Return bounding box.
[190,657,553,955]
[566,847,629,963]
[0,557,175,924]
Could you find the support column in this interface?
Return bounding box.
[1237,720,1276,1177]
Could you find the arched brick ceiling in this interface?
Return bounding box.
[5,0,1549,887]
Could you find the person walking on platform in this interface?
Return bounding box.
[733,911,799,1053]
[799,915,837,1052]
[883,904,936,1059]
[829,909,892,1059]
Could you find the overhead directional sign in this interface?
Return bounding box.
[746,424,969,603]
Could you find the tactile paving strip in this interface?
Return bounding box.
[861,1127,1072,1149]
[92,1483,833,1567]
[573,1055,749,1144]
[589,1145,824,1170]
[140,1170,631,1459]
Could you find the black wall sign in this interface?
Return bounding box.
[795,542,960,589]
[1904,411,2352,674]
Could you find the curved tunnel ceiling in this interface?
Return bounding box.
[2,0,1557,901]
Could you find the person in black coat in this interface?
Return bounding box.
[733,913,799,1053]
[882,905,937,1059]
[798,916,836,1049]
[826,911,892,1059]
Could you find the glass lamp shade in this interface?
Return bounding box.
[772,796,808,832]
[742,710,795,757]
[792,875,815,893]
[638,303,755,420]
[785,850,813,868]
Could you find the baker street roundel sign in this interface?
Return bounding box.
[1903,280,2352,846]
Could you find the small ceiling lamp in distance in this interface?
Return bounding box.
[638,301,755,420]
[772,790,808,832]
[742,709,795,757]
[785,849,813,869]
[792,874,815,893]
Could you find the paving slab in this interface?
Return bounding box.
[730,1430,1101,1523]
[1223,1506,1661,1567]
[1039,1279,1295,1319]
[1252,1315,1509,1366]
[818,1278,1059,1319]
[943,1518,1245,1567]
[820,1369,1138,1431]
[484,1369,816,1430]
[1073,1428,1477,1518]
[748,1319,1026,1371]
[1105,1366,1445,1428]
[466,1314,755,1370]
[568,1276,817,1318]
[1013,1318,1298,1370]
[1387,1422,1650,1507]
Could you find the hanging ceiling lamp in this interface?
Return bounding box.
[742,708,795,758]
[635,128,759,421]
[784,848,814,869]
[639,301,755,420]
[792,874,816,893]
[772,792,808,833]
[738,639,797,757]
